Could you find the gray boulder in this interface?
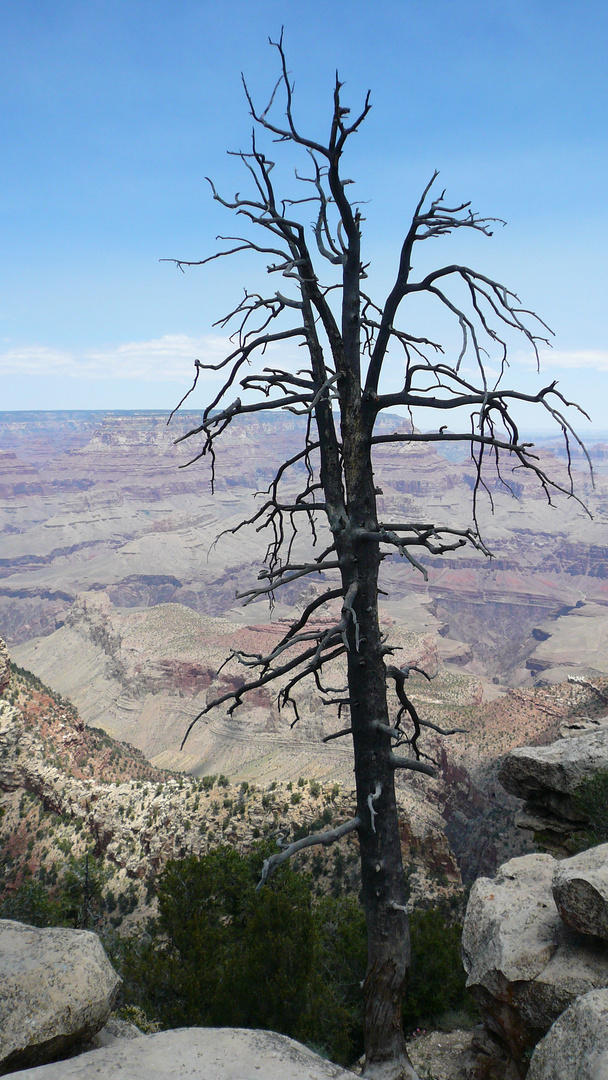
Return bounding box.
[3,1028,358,1079]
[553,843,608,940]
[461,853,608,1073]
[499,729,608,854]
[0,919,121,1074]
[528,988,608,1080]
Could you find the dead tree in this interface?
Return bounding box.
[166,35,588,1080]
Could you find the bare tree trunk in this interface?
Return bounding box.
[338,412,419,1079]
[350,595,418,1079]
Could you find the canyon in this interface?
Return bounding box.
[4,409,608,1077]
[1,411,608,812]
[3,410,607,663]
[2,407,608,886]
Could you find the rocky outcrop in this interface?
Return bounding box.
[552,843,608,939]
[527,988,608,1080]
[0,638,9,696]
[2,1028,357,1079]
[498,728,608,853]
[461,853,608,1077]
[0,919,120,1074]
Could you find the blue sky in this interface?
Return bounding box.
[1,0,607,433]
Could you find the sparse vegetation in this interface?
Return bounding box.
[110,845,472,1068]
[572,768,608,849]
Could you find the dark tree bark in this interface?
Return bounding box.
[165,34,587,1080]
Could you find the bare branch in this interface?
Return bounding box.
[258,816,361,886]
[322,726,353,743]
[390,754,437,777]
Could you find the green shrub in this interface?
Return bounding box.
[572,768,608,849]
[0,853,110,930]
[0,880,65,927]
[402,908,476,1033]
[108,846,473,1065]
[116,845,366,1065]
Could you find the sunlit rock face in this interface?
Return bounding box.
[553,843,608,940]
[0,920,120,1074]
[1,1028,358,1080]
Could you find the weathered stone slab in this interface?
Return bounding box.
[499,728,608,822]
[3,1028,358,1079]
[0,919,121,1074]
[553,843,608,940]
[528,988,608,1080]
[498,729,608,854]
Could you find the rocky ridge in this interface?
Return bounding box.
[9,623,608,896]
[12,589,478,777]
[0,658,461,923]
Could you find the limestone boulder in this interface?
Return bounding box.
[0,638,10,696]
[461,853,608,1073]
[552,843,608,940]
[0,919,121,1074]
[527,988,608,1080]
[498,729,608,853]
[499,728,608,818]
[3,1028,358,1079]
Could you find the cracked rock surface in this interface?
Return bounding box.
[461,852,608,1075]
[528,988,608,1080]
[552,842,608,940]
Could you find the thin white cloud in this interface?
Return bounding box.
[515,348,608,372]
[5,337,606,385]
[0,334,233,381]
